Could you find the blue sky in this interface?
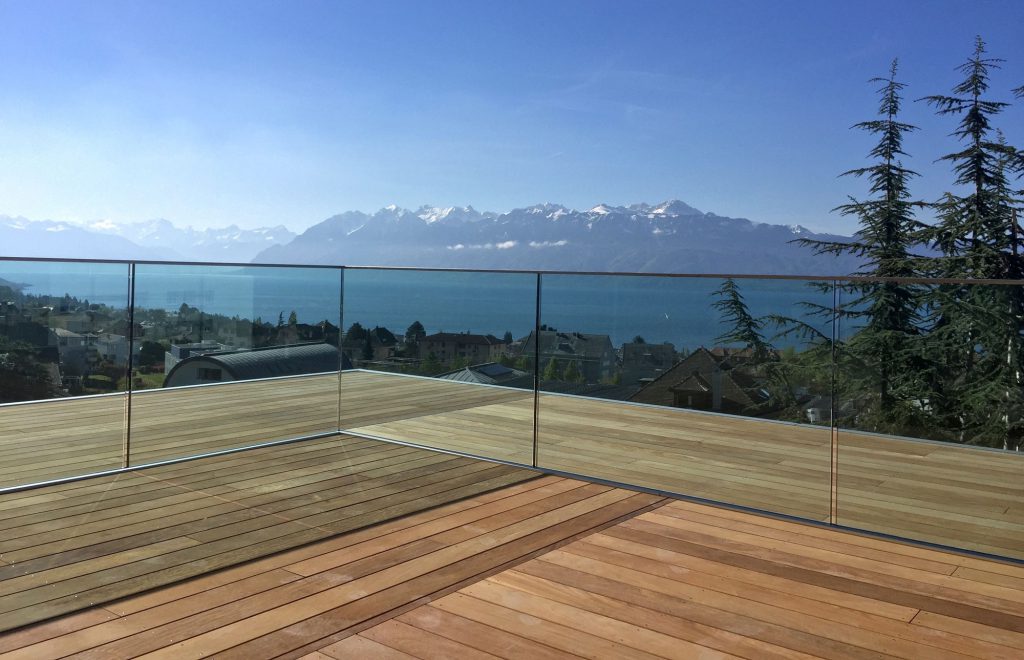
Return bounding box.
[0,0,1021,233]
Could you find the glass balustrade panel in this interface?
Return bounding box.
[835,279,1024,559]
[536,273,835,521]
[129,264,342,464]
[0,259,130,486]
[340,268,537,465]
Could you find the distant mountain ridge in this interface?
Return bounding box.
[84,218,296,263]
[1,202,861,275]
[255,200,861,275]
[0,216,295,262]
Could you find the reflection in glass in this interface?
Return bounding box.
[536,274,836,521]
[835,280,1024,559]
[0,260,130,486]
[128,264,341,464]
[339,268,537,464]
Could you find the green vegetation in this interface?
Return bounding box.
[0,337,56,403]
[723,40,1024,448]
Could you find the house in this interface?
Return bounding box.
[436,362,533,389]
[163,342,345,388]
[620,341,677,384]
[164,341,231,374]
[630,346,769,414]
[418,332,506,365]
[48,328,89,374]
[520,330,615,383]
[341,326,398,365]
[92,333,131,365]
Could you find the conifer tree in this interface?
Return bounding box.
[920,37,1024,448]
[542,358,563,382]
[711,278,804,416]
[797,61,927,433]
[712,278,772,361]
[563,360,583,383]
[920,37,1023,279]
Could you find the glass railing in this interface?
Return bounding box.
[1,257,1021,562]
[340,267,537,464]
[536,274,836,522]
[129,263,342,464]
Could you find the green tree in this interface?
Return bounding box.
[542,358,563,381]
[405,321,426,345]
[919,37,1024,448]
[137,340,166,368]
[632,335,646,344]
[563,360,584,383]
[287,310,298,326]
[711,278,773,362]
[346,322,368,341]
[421,351,442,375]
[0,339,56,403]
[797,61,928,434]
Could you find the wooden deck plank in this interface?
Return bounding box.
[353,496,1024,660]
[5,479,1024,659]
[0,435,537,634]
[340,371,1022,558]
[0,479,657,659]
[3,370,1022,561]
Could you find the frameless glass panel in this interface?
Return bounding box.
[536,274,835,521]
[0,259,130,486]
[128,264,341,464]
[0,265,539,635]
[836,280,1024,559]
[340,268,537,464]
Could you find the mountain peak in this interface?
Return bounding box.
[589,203,621,215]
[650,200,702,216]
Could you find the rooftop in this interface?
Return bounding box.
[4,471,1022,658]
[2,259,1022,658]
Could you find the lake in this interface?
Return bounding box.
[0,262,834,349]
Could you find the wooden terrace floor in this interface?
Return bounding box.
[0,435,537,633]
[343,371,1024,560]
[4,477,1024,659]
[1,370,1022,559]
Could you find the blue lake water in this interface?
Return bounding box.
[0,262,834,349]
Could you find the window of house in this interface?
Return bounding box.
[197,367,222,381]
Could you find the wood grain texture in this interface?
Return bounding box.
[357,497,1024,660]
[341,371,1024,559]
[0,435,537,634]
[3,369,1021,557]
[0,477,663,659]
[6,479,1024,659]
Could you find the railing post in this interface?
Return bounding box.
[338,266,345,435]
[533,272,542,468]
[123,262,137,469]
[829,278,839,526]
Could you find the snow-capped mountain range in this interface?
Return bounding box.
[1,201,860,275]
[87,218,296,263]
[255,201,860,275]
[0,216,295,262]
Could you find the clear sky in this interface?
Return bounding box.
[0,0,1021,233]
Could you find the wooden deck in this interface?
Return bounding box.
[4,478,1024,659]
[0,375,340,487]
[2,370,1022,560]
[342,371,1024,560]
[0,435,537,633]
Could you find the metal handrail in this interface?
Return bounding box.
[1,254,1021,285]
